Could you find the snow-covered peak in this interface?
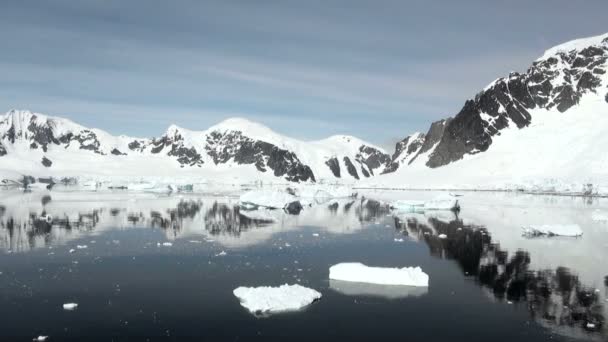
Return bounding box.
[319,135,386,153]
[538,32,608,61]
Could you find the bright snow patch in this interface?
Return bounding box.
[521,225,583,237]
[239,190,298,210]
[329,263,429,287]
[63,303,78,310]
[233,284,321,314]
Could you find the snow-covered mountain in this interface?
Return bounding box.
[0,110,392,183]
[1,32,607,191]
[375,32,608,193]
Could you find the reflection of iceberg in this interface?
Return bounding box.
[391,194,460,212]
[329,279,427,299]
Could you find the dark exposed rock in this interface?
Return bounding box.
[128,140,142,150]
[41,195,52,206]
[284,201,303,215]
[360,164,370,178]
[605,92,608,103]
[30,142,38,149]
[325,157,341,178]
[41,156,52,167]
[0,142,6,156]
[111,148,126,156]
[422,39,608,168]
[355,145,391,174]
[205,130,314,182]
[343,157,359,180]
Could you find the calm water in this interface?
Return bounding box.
[1,190,607,341]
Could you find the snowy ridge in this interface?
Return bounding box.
[0,110,392,184]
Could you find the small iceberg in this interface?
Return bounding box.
[63,303,78,310]
[391,194,460,212]
[233,284,321,315]
[329,263,429,287]
[521,224,583,238]
[33,336,49,342]
[329,279,428,299]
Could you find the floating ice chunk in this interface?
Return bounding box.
[312,233,319,237]
[162,242,173,247]
[438,234,447,239]
[329,263,429,287]
[233,284,321,314]
[76,245,88,249]
[33,336,48,342]
[215,250,227,257]
[68,249,75,253]
[592,210,608,222]
[329,279,427,299]
[239,190,299,210]
[63,303,78,310]
[521,225,583,237]
[394,238,404,242]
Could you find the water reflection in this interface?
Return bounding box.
[395,213,605,340]
[0,192,389,251]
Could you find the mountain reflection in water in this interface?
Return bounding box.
[0,190,606,340]
[394,213,605,340]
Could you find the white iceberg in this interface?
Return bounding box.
[233,284,321,315]
[63,303,78,310]
[521,224,583,237]
[33,336,49,342]
[329,263,429,287]
[239,190,299,210]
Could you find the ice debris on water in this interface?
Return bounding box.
[63,303,78,310]
[233,284,321,314]
[33,336,48,342]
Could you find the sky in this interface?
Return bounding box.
[1,0,607,149]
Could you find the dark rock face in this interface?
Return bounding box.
[605,92,608,103]
[41,156,52,167]
[128,140,143,151]
[422,40,608,168]
[343,157,359,180]
[383,133,426,174]
[410,119,451,166]
[284,201,303,215]
[205,130,314,182]
[111,148,126,156]
[355,145,391,176]
[325,157,341,178]
[147,133,204,167]
[0,143,6,156]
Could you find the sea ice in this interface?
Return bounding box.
[233,284,321,314]
[521,224,583,237]
[329,263,429,287]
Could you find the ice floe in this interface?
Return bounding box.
[521,224,583,237]
[33,336,48,342]
[329,263,429,287]
[233,284,321,314]
[63,303,78,310]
